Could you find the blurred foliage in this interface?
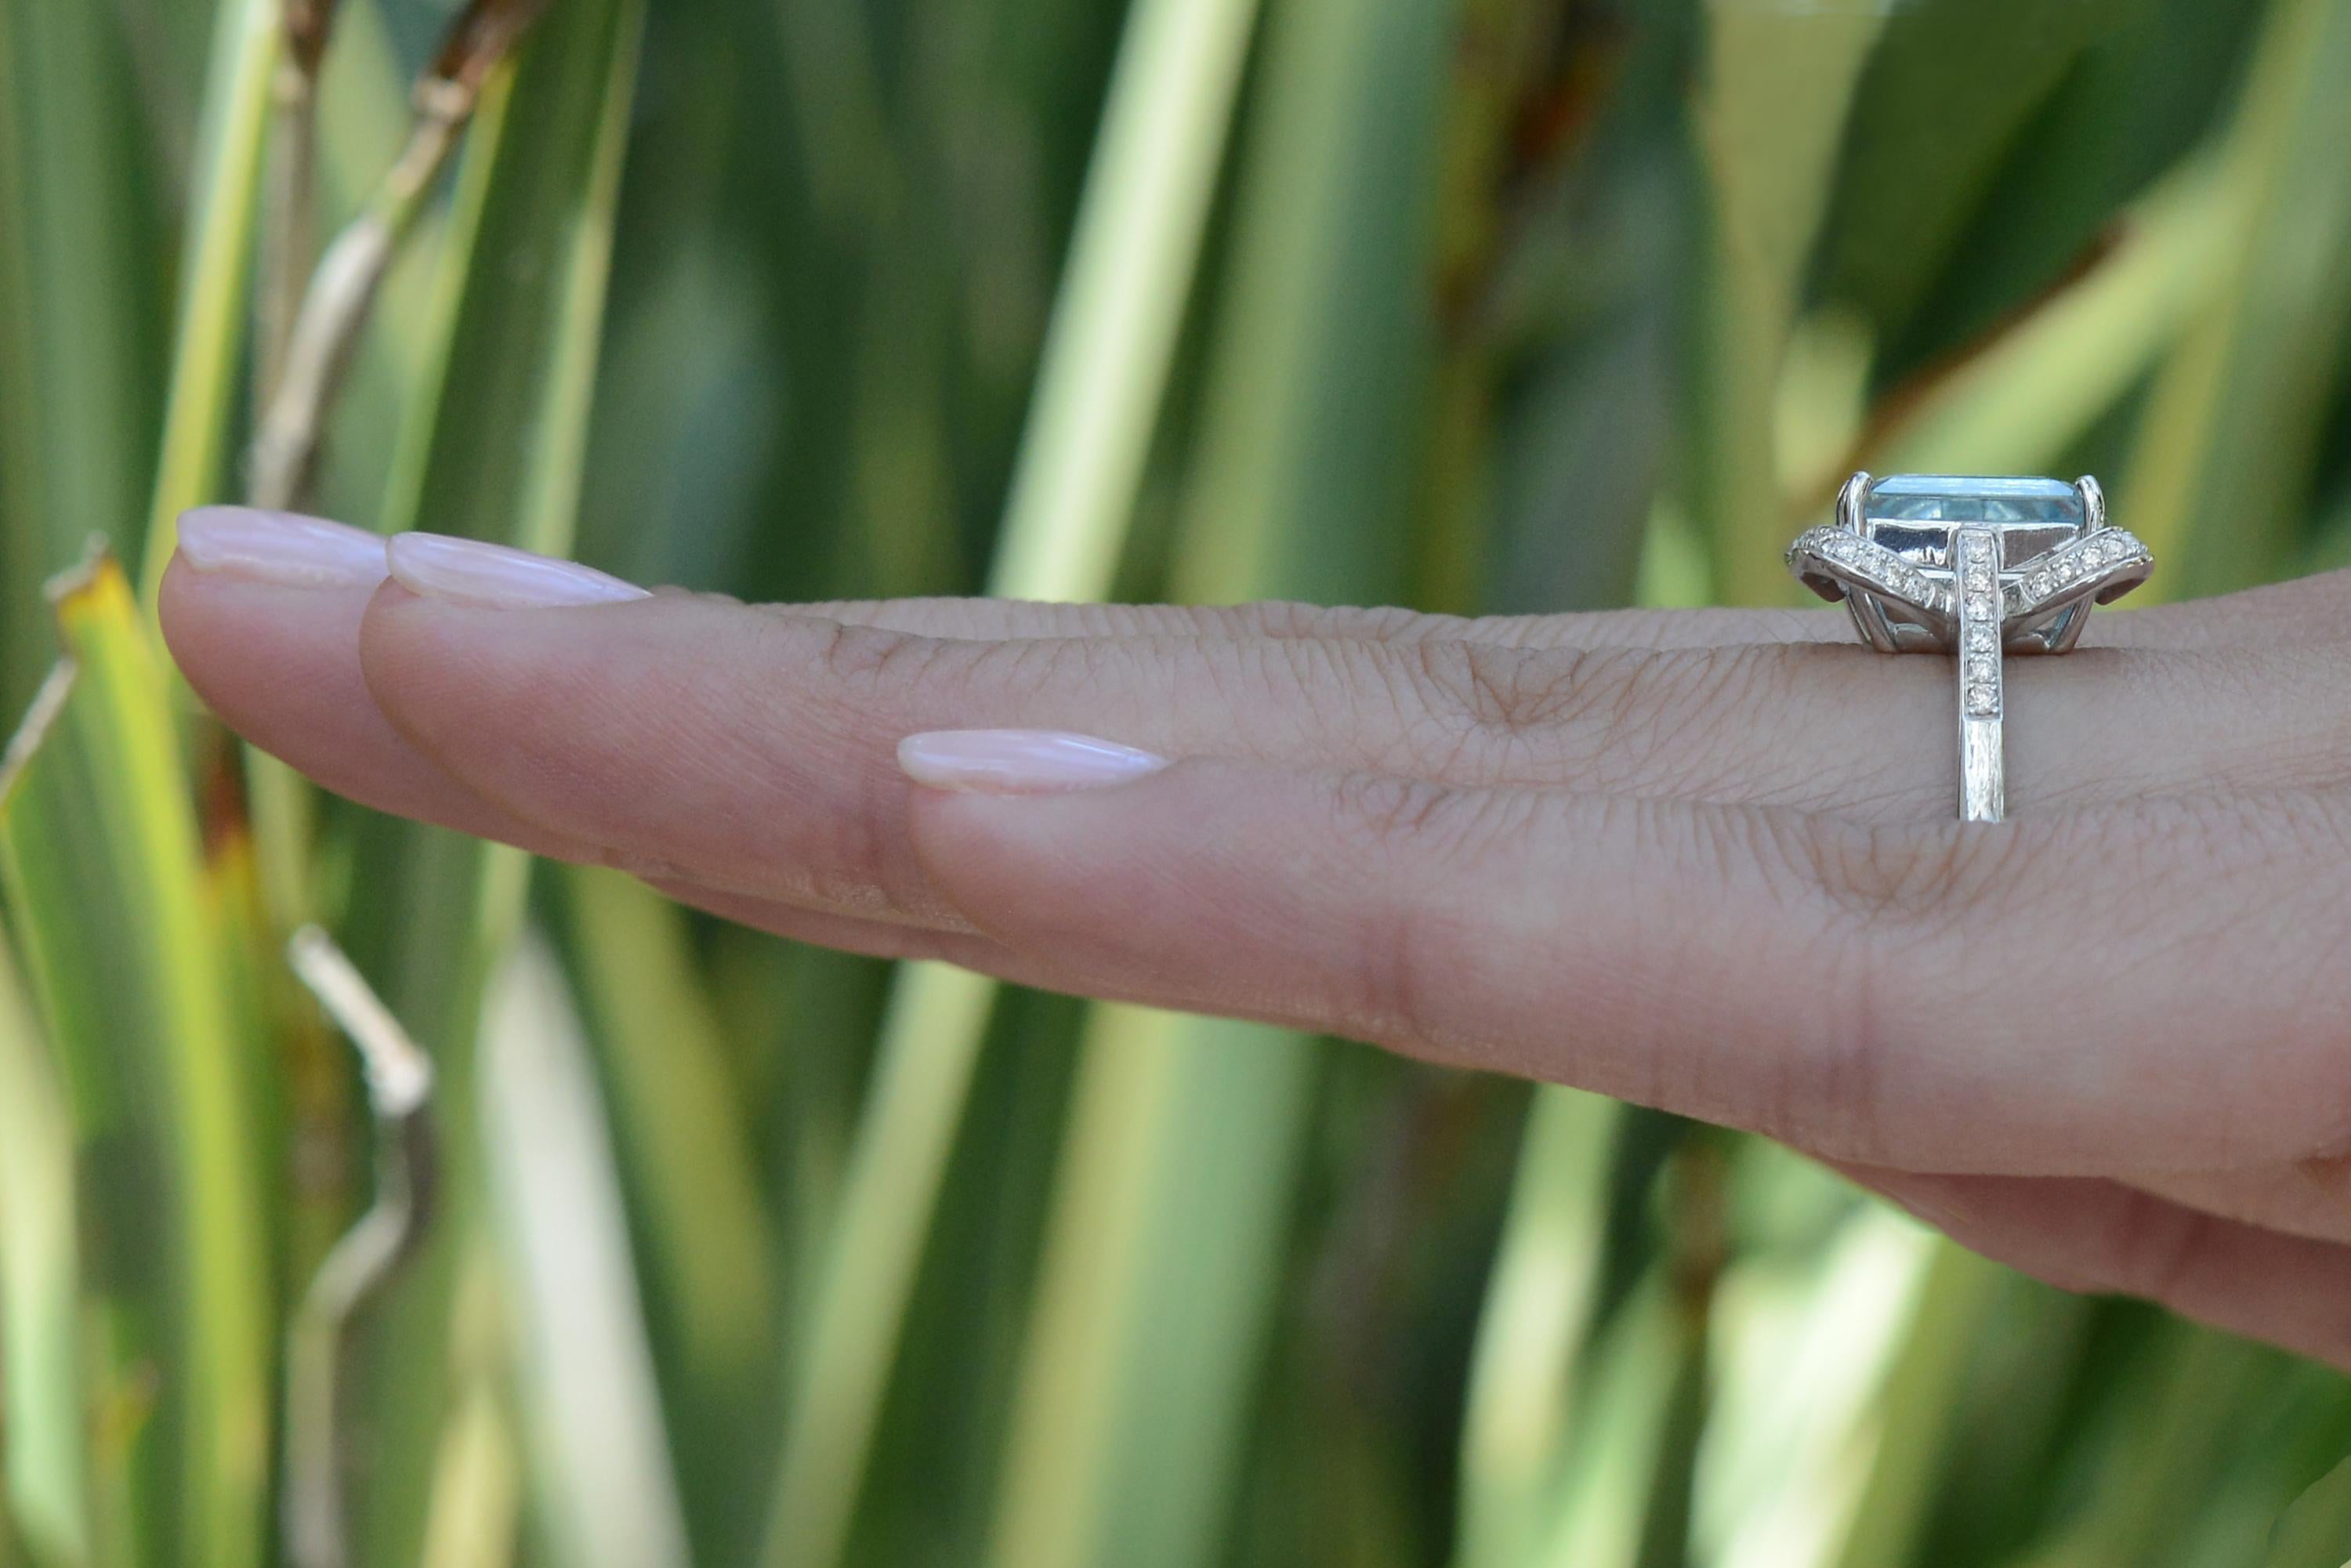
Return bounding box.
[2,1,2351,1566]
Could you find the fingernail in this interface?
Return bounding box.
[898,730,1170,794]
[175,506,387,588]
[386,532,651,609]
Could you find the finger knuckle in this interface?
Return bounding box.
[1394,642,1792,787]
[1317,772,1526,1048]
[1404,642,1596,758]
[1782,815,2024,929]
[1326,770,1476,860]
[803,617,930,690]
[1248,600,1436,640]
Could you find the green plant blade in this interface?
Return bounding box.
[984,0,1460,1560]
[1819,1244,2010,1568]
[2122,0,2351,593]
[987,1010,1318,1568]
[756,0,1263,1554]
[1857,158,2239,506]
[558,866,776,1561]
[1172,0,1452,605]
[0,0,167,712]
[758,963,997,1568]
[1453,1088,1622,1567]
[137,0,280,610]
[1685,3,1884,599]
[1813,0,2132,360]
[0,557,270,1568]
[987,0,1261,599]
[2266,1454,2351,1568]
[0,932,88,1567]
[479,936,690,1568]
[329,5,648,1563]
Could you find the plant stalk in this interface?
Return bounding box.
[281,927,438,1568]
[260,1,338,401]
[247,102,464,513]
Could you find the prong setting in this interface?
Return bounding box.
[1791,473,2150,824]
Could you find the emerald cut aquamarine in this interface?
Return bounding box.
[1865,475,2084,527]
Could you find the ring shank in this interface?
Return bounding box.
[1954,528,2005,824]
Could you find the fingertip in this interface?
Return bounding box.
[897,755,1244,965]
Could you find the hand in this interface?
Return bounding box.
[162,506,2351,1367]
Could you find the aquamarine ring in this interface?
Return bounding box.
[1786,473,2153,824]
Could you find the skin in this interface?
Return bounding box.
[160,517,2351,1369]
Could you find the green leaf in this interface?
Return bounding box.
[987,1,1461,1561]
[1826,1244,2012,1568]
[325,5,648,1563]
[0,931,89,1566]
[986,0,1261,599]
[0,0,168,710]
[1172,0,1456,607]
[987,1011,1318,1568]
[1860,158,2240,523]
[1685,1,1885,600]
[756,0,1267,1556]
[1454,1088,1622,1567]
[1814,0,2133,356]
[479,936,690,1568]
[1690,1203,1939,1568]
[0,557,270,1568]
[757,962,998,1568]
[2122,0,2351,594]
[137,0,281,610]
[377,0,643,563]
[313,0,446,526]
[558,866,777,1561]
[1887,0,2264,368]
[2267,1454,2351,1568]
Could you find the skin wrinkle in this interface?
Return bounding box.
[1332,773,1537,1056]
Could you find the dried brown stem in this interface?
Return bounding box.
[432,0,559,101]
[281,926,438,1568]
[247,103,465,512]
[245,0,555,512]
[259,3,342,402]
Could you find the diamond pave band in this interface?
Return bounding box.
[1785,473,2152,824]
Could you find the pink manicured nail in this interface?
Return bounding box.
[386,533,651,609]
[175,506,387,588]
[898,730,1170,794]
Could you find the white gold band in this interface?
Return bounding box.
[1785,474,2154,824]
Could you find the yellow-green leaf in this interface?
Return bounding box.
[0,556,270,1568]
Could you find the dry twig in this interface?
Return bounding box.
[246,0,557,511]
[259,0,342,399]
[281,926,438,1568]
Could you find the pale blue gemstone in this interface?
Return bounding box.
[1867,474,2083,526]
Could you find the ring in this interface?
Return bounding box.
[1785,473,2152,824]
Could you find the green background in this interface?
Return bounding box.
[3,0,2351,1565]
